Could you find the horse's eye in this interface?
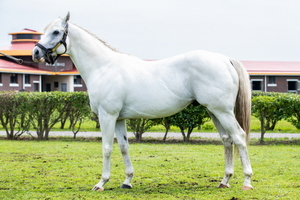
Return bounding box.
[53,30,60,35]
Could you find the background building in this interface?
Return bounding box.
[0,29,86,92]
[0,29,299,93]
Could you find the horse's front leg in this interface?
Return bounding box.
[92,114,117,191]
[115,119,134,189]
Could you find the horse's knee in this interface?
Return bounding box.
[103,145,113,157]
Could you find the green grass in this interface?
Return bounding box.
[1,139,300,199]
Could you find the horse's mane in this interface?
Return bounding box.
[71,23,119,53]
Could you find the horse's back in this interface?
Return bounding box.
[150,50,240,103]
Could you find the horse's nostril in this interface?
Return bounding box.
[34,49,39,55]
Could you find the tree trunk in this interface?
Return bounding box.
[186,127,194,142]
[163,129,169,142]
[260,114,265,144]
[135,132,142,142]
[180,127,187,142]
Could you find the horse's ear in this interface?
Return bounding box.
[62,12,70,25]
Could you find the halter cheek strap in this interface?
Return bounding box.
[35,23,69,65]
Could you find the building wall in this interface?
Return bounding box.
[250,75,300,94]
[74,75,87,91]
[0,73,40,92]
[43,75,74,92]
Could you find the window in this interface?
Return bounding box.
[25,74,30,84]
[74,75,82,85]
[287,80,298,93]
[16,34,32,39]
[269,76,275,84]
[252,80,262,91]
[34,83,39,92]
[0,73,2,83]
[10,74,18,83]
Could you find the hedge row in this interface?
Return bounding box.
[0,91,299,142]
[0,92,90,140]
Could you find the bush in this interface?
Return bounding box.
[278,93,300,129]
[0,92,30,139]
[0,92,91,140]
[167,103,210,142]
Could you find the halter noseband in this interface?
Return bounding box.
[35,23,69,65]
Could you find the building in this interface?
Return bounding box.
[0,29,86,92]
[246,61,300,94]
[0,29,299,93]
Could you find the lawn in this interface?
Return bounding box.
[1,139,300,199]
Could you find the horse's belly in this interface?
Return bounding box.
[118,98,192,119]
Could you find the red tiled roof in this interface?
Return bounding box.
[0,59,54,74]
[0,59,79,75]
[241,61,300,75]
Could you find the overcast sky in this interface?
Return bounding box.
[0,0,299,61]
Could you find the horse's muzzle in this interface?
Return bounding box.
[32,47,45,63]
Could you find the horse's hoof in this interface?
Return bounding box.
[92,186,104,191]
[218,183,229,188]
[120,184,132,189]
[242,185,253,190]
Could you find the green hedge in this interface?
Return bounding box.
[0,91,299,141]
[252,92,300,143]
[0,92,90,140]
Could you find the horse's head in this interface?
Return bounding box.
[32,12,70,65]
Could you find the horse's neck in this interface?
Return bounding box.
[67,23,122,85]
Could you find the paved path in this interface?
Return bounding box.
[1,131,300,139]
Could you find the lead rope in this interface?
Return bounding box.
[0,52,37,65]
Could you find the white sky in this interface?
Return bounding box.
[0,0,299,61]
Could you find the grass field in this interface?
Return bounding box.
[1,139,300,199]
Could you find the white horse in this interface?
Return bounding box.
[32,12,253,191]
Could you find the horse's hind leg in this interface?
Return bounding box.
[208,111,234,188]
[210,110,253,190]
[115,119,134,189]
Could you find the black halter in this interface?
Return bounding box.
[35,23,69,65]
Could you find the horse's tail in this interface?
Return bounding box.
[230,59,251,144]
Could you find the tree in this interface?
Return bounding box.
[279,94,300,130]
[0,92,30,139]
[66,92,90,139]
[168,103,210,142]
[252,95,285,144]
[127,118,159,142]
[27,92,69,140]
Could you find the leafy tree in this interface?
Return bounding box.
[26,92,69,140]
[127,118,159,142]
[279,94,300,130]
[66,92,91,139]
[168,103,210,142]
[252,95,285,144]
[0,92,30,139]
